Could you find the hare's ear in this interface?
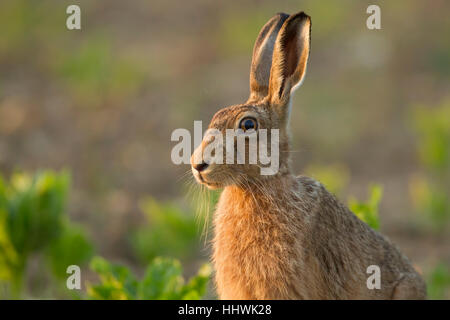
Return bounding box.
[268,12,311,114]
[248,13,290,103]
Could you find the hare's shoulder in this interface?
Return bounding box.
[295,174,374,230]
[294,174,374,234]
[294,175,324,204]
[295,175,323,193]
[295,175,418,274]
[290,175,327,217]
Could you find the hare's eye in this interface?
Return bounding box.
[239,117,258,131]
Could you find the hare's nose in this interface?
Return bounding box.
[193,162,209,172]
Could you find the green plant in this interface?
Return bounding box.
[427,263,450,299]
[409,101,450,230]
[0,170,92,297]
[130,197,200,264]
[130,189,219,264]
[87,256,211,300]
[411,102,450,173]
[46,224,93,280]
[348,184,383,230]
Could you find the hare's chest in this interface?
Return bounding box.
[212,201,303,299]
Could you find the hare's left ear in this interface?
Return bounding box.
[248,13,289,103]
[268,12,311,115]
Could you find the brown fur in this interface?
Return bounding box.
[191,12,426,299]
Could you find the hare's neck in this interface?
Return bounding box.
[213,174,305,299]
[216,174,299,219]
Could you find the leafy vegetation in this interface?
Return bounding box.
[409,101,450,231]
[0,0,448,300]
[130,189,219,264]
[1,168,449,299]
[411,101,450,172]
[130,197,200,263]
[87,256,211,300]
[0,170,93,297]
[0,170,212,299]
[349,185,383,230]
[427,263,450,300]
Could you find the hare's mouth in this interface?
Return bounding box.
[202,181,221,189]
[192,168,222,189]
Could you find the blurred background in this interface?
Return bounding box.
[0,0,449,299]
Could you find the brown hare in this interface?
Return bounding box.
[190,12,426,299]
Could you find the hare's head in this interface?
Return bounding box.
[191,12,311,189]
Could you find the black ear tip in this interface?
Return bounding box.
[282,12,311,33]
[293,11,311,22]
[299,11,310,18]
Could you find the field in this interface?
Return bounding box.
[0,0,449,299]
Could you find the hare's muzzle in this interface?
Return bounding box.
[193,162,209,172]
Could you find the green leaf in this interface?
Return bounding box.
[349,184,383,230]
[88,256,211,300]
[0,170,93,297]
[138,257,184,299]
[427,263,450,299]
[46,223,93,279]
[180,263,212,299]
[88,256,138,300]
[131,197,199,263]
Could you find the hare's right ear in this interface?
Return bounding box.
[248,13,289,103]
[268,12,311,116]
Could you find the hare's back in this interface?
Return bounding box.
[294,175,426,299]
